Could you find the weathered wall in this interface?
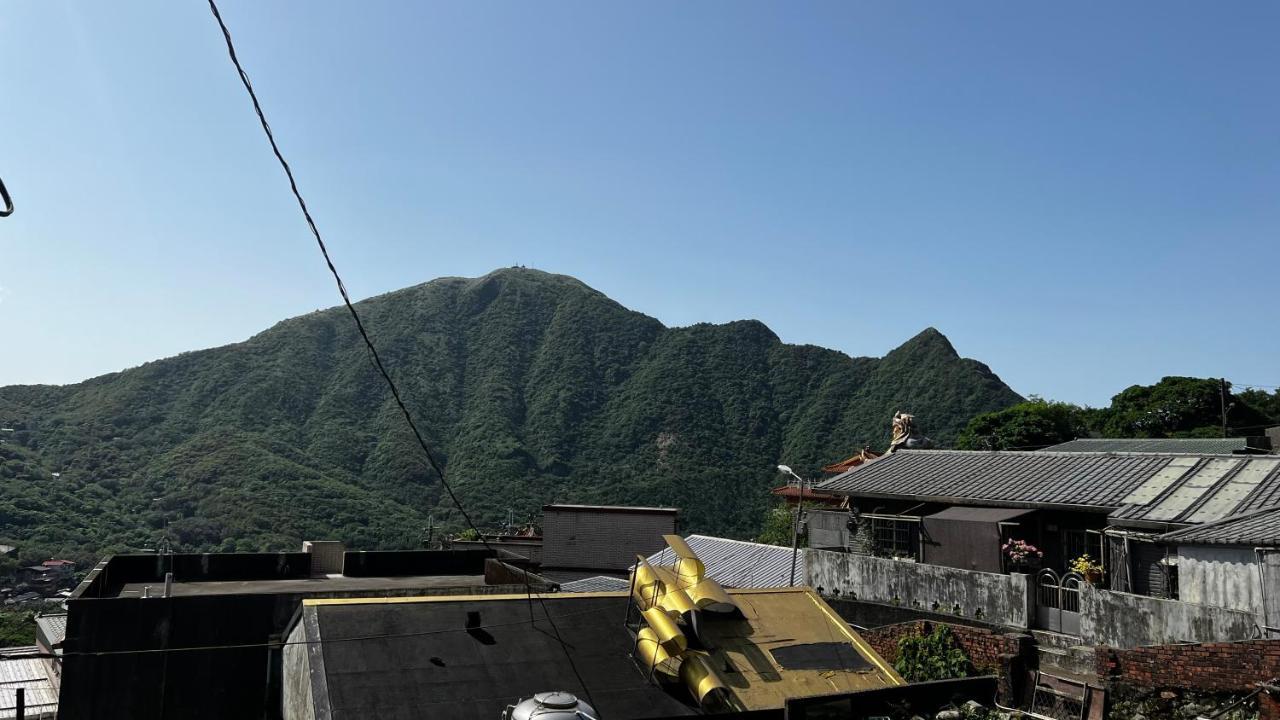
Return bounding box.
[1178,546,1263,615]
[1096,639,1280,720]
[806,549,1031,628]
[282,620,315,720]
[1080,586,1262,647]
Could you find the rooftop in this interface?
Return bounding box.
[0,647,58,719]
[288,587,899,719]
[815,449,1280,529]
[643,535,802,588]
[543,503,680,515]
[1159,506,1280,546]
[1043,437,1272,454]
[112,574,488,598]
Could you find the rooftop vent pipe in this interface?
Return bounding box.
[501,691,598,720]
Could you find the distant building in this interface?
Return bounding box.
[452,504,680,582]
[1043,437,1273,454]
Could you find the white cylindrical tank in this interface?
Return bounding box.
[503,691,598,720]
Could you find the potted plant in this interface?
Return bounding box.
[1002,539,1042,573]
[1070,554,1104,584]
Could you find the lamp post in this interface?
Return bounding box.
[778,464,808,586]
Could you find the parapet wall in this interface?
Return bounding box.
[1080,585,1262,647]
[806,549,1032,628]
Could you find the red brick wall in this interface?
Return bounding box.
[861,620,1027,672]
[1097,640,1280,720]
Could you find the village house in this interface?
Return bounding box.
[807,448,1280,644]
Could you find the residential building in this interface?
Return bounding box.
[56,545,553,720]
[1043,437,1273,454]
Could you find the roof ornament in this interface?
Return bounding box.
[888,411,933,454]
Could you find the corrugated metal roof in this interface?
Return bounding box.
[1159,506,1280,546]
[1043,438,1268,454]
[558,575,631,593]
[0,648,58,719]
[644,535,802,588]
[1112,456,1280,524]
[815,450,1171,509]
[817,449,1280,527]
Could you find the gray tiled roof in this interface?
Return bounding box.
[815,450,1170,509]
[644,535,802,588]
[1043,438,1268,454]
[1158,506,1280,546]
[815,449,1280,528]
[557,575,631,593]
[34,614,67,647]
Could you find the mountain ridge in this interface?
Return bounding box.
[0,268,1022,562]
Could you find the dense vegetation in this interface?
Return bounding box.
[0,608,35,647]
[956,377,1279,450]
[0,268,1021,564]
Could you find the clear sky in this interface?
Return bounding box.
[1,2,1277,407]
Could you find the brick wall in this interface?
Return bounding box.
[861,620,1027,672]
[1097,639,1280,720]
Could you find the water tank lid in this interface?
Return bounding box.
[533,691,578,709]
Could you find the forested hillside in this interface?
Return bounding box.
[0,269,1021,562]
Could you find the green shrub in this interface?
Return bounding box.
[894,625,971,682]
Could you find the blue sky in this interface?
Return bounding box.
[1,2,1277,407]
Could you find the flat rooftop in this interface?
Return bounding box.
[113,574,487,598]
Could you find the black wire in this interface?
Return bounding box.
[202,1,598,709]
[0,603,612,660]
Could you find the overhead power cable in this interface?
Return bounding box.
[202,1,596,709]
[0,602,611,661]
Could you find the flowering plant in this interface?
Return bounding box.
[1070,554,1103,577]
[1002,539,1043,565]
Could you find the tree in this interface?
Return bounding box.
[1101,377,1273,438]
[955,399,1091,451]
[756,502,803,547]
[1237,388,1280,429]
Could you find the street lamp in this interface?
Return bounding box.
[777,464,808,586]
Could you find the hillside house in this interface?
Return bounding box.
[813,450,1280,619]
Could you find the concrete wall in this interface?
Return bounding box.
[1178,546,1263,616]
[282,620,316,720]
[1080,585,1262,647]
[806,549,1032,628]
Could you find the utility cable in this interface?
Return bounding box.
[202,1,597,709]
[0,602,613,661]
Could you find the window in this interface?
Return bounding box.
[870,517,917,559]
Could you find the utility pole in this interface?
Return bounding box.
[777,464,808,587]
[1221,378,1229,438]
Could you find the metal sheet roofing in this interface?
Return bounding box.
[1158,506,1280,546]
[557,575,631,593]
[644,534,802,588]
[0,648,58,719]
[1043,438,1268,454]
[816,450,1280,528]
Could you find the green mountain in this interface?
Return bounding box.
[0,269,1021,563]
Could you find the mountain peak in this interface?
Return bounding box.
[889,327,959,359]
